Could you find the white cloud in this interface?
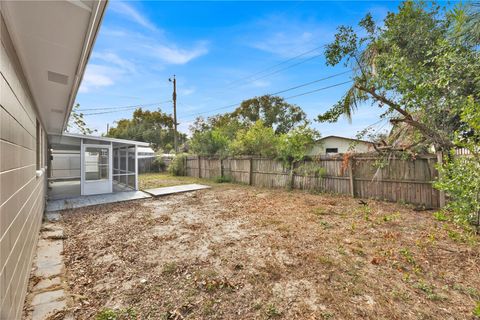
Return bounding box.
[251,80,270,88]
[244,15,333,58]
[110,2,158,32]
[79,65,116,93]
[150,42,209,65]
[179,87,196,96]
[93,51,136,73]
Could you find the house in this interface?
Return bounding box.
[0,1,115,318]
[308,135,374,155]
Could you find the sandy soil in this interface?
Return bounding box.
[60,184,480,319]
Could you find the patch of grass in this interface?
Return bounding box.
[139,173,216,190]
[413,281,445,301]
[399,248,416,265]
[321,311,335,319]
[265,304,281,318]
[161,262,177,275]
[433,211,449,222]
[453,284,480,300]
[473,301,480,317]
[318,255,335,267]
[382,212,400,222]
[96,308,137,320]
[214,175,232,183]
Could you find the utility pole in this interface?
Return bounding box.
[169,75,178,153]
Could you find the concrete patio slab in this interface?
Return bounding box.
[144,184,211,197]
[46,190,152,212]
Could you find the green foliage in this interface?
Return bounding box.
[230,120,279,157]
[107,108,186,151]
[152,157,166,172]
[232,95,307,134]
[167,153,187,176]
[434,98,480,228]
[294,162,327,178]
[320,1,480,150]
[276,126,320,165]
[474,301,480,317]
[189,128,231,157]
[96,308,137,320]
[67,103,97,135]
[214,175,231,183]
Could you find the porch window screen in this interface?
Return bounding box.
[85,147,109,180]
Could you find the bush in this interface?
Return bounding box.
[152,157,166,172]
[214,175,232,183]
[434,154,480,228]
[167,153,187,176]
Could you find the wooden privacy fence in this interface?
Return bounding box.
[185,154,442,208]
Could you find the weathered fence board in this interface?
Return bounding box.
[183,154,440,208]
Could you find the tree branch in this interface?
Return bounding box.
[354,84,454,149]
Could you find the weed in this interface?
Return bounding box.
[214,175,231,183]
[413,281,445,301]
[96,308,137,320]
[318,255,335,267]
[382,212,400,222]
[265,304,281,318]
[320,221,332,229]
[162,262,177,275]
[473,301,480,317]
[399,248,416,265]
[321,311,335,319]
[433,211,449,222]
[453,284,480,300]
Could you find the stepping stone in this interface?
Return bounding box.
[144,184,210,197]
[32,300,66,320]
[32,289,65,306]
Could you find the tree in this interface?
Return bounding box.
[318,1,480,151]
[434,97,480,229]
[107,108,186,151]
[232,95,307,134]
[229,120,279,157]
[67,103,97,135]
[277,126,320,165]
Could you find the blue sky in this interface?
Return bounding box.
[76,1,402,138]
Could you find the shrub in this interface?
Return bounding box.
[167,153,187,176]
[152,157,166,172]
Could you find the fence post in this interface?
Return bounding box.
[348,156,356,197]
[436,151,446,208]
[183,156,187,176]
[198,155,201,178]
[220,158,223,179]
[288,161,295,190]
[249,157,253,185]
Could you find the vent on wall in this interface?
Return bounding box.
[47,71,69,85]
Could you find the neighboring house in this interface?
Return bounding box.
[0,1,110,318]
[308,135,374,155]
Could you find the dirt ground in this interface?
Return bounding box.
[59,177,479,319]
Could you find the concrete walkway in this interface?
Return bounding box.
[144,184,210,197]
[46,190,151,212]
[23,213,70,320]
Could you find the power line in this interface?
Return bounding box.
[82,101,172,116]
[79,100,171,112]
[269,70,353,96]
[223,46,325,88]
[283,80,353,100]
[180,76,354,121]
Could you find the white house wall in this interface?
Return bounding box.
[0,14,47,319]
[308,136,373,155]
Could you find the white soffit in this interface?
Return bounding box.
[0,0,107,134]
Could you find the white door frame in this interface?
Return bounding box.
[81,140,113,195]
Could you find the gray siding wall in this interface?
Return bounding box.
[0,14,47,319]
